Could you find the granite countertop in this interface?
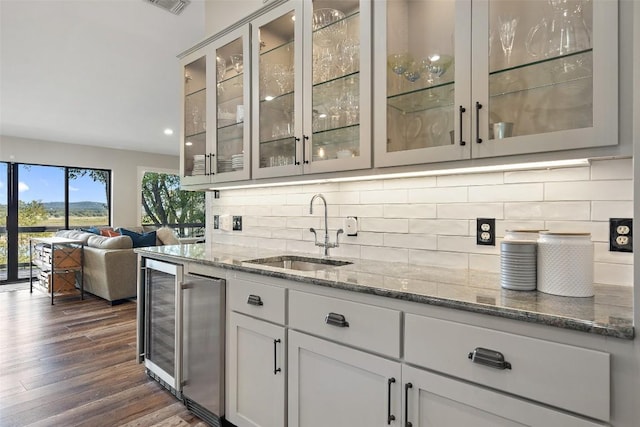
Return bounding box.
[136,243,635,340]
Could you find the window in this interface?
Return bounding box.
[141,172,205,238]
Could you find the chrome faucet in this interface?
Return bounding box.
[309,193,343,256]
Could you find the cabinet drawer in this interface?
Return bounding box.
[404,314,610,422]
[288,290,401,358]
[228,278,286,324]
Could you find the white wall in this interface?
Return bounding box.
[207,158,634,286]
[0,135,178,226]
[205,0,267,35]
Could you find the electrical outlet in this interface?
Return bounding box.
[610,218,632,252]
[213,215,219,230]
[232,216,242,231]
[476,218,495,246]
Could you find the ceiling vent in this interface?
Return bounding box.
[144,0,190,15]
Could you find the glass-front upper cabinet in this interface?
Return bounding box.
[473,0,617,158]
[252,0,371,179]
[181,49,210,186]
[373,0,470,167]
[213,26,251,182]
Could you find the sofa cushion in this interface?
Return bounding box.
[119,228,157,248]
[156,227,180,245]
[56,229,95,244]
[87,234,133,250]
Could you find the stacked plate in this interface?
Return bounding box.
[500,240,537,291]
[192,155,206,175]
[232,153,244,170]
[218,159,233,173]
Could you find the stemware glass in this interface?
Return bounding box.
[313,8,346,48]
[498,15,519,68]
[230,53,243,86]
[425,53,453,85]
[387,52,413,92]
[216,56,226,94]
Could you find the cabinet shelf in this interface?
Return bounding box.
[186,87,206,98]
[312,9,360,38]
[217,121,243,131]
[259,135,295,146]
[185,130,206,139]
[387,82,455,114]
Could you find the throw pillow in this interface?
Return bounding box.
[119,228,157,248]
[101,229,121,237]
[81,227,101,235]
[156,226,180,245]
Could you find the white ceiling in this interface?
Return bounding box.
[0,0,206,156]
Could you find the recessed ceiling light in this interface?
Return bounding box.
[164,128,174,135]
[185,141,193,146]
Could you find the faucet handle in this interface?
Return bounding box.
[336,229,344,240]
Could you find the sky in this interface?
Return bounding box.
[0,163,107,204]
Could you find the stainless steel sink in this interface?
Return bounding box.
[244,255,352,271]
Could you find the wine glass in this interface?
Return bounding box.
[216,56,226,94]
[387,52,413,92]
[498,15,518,68]
[425,53,453,85]
[230,54,243,86]
[403,60,422,83]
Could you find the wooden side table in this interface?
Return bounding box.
[30,237,84,305]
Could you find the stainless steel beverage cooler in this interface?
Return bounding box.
[138,258,226,426]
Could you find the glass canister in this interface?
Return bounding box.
[537,232,594,297]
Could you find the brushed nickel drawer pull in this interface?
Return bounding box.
[468,347,512,370]
[247,294,264,306]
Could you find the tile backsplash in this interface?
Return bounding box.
[206,158,634,286]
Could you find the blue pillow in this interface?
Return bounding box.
[119,228,157,248]
[81,227,101,235]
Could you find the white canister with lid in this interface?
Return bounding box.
[504,229,547,242]
[537,232,594,297]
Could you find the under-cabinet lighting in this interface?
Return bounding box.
[264,95,275,101]
[208,158,592,191]
[185,141,193,146]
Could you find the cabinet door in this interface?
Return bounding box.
[302,0,371,174]
[472,0,618,158]
[402,365,605,427]
[373,0,471,167]
[227,312,285,427]
[212,25,251,183]
[288,330,402,427]
[181,47,214,187]
[252,1,304,179]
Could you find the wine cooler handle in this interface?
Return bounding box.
[475,101,483,144]
[459,105,466,146]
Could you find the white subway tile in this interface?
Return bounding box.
[286,240,318,254]
[287,216,322,229]
[342,232,385,247]
[384,204,437,218]
[409,187,467,203]
[339,204,385,218]
[383,176,436,189]
[242,227,272,238]
[437,172,503,187]
[271,228,304,240]
[590,158,633,180]
[469,183,543,202]
[330,244,362,259]
[360,189,408,204]
[361,246,409,263]
[438,236,499,255]
[384,233,437,250]
[504,166,590,183]
[496,220,546,237]
[469,254,500,273]
[244,205,272,216]
[256,238,287,252]
[257,217,287,228]
[545,180,632,201]
[301,182,341,194]
[272,205,304,217]
[505,202,590,220]
[543,221,608,242]
[409,219,469,236]
[226,235,258,247]
[594,262,633,286]
[437,203,503,219]
[339,180,384,192]
[360,218,409,233]
[408,249,469,269]
[593,242,633,264]
[591,201,634,221]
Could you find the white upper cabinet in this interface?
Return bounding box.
[251,0,372,179]
[374,0,618,168]
[181,25,251,187]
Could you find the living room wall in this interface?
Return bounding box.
[0,135,178,227]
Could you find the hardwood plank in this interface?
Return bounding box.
[0,288,210,427]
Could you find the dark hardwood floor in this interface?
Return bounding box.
[0,286,208,427]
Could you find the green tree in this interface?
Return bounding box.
[141,173,205,236]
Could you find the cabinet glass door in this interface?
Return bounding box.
[182,53,209,185]
[474,0,617,157]
[374,0,470,167]
[252,3,303,179]
[213,27,250,182]
[305,0,371,173]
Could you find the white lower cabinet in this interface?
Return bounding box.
[402,364,605,427]
[227,311,285,427]
[288,330,402,427]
